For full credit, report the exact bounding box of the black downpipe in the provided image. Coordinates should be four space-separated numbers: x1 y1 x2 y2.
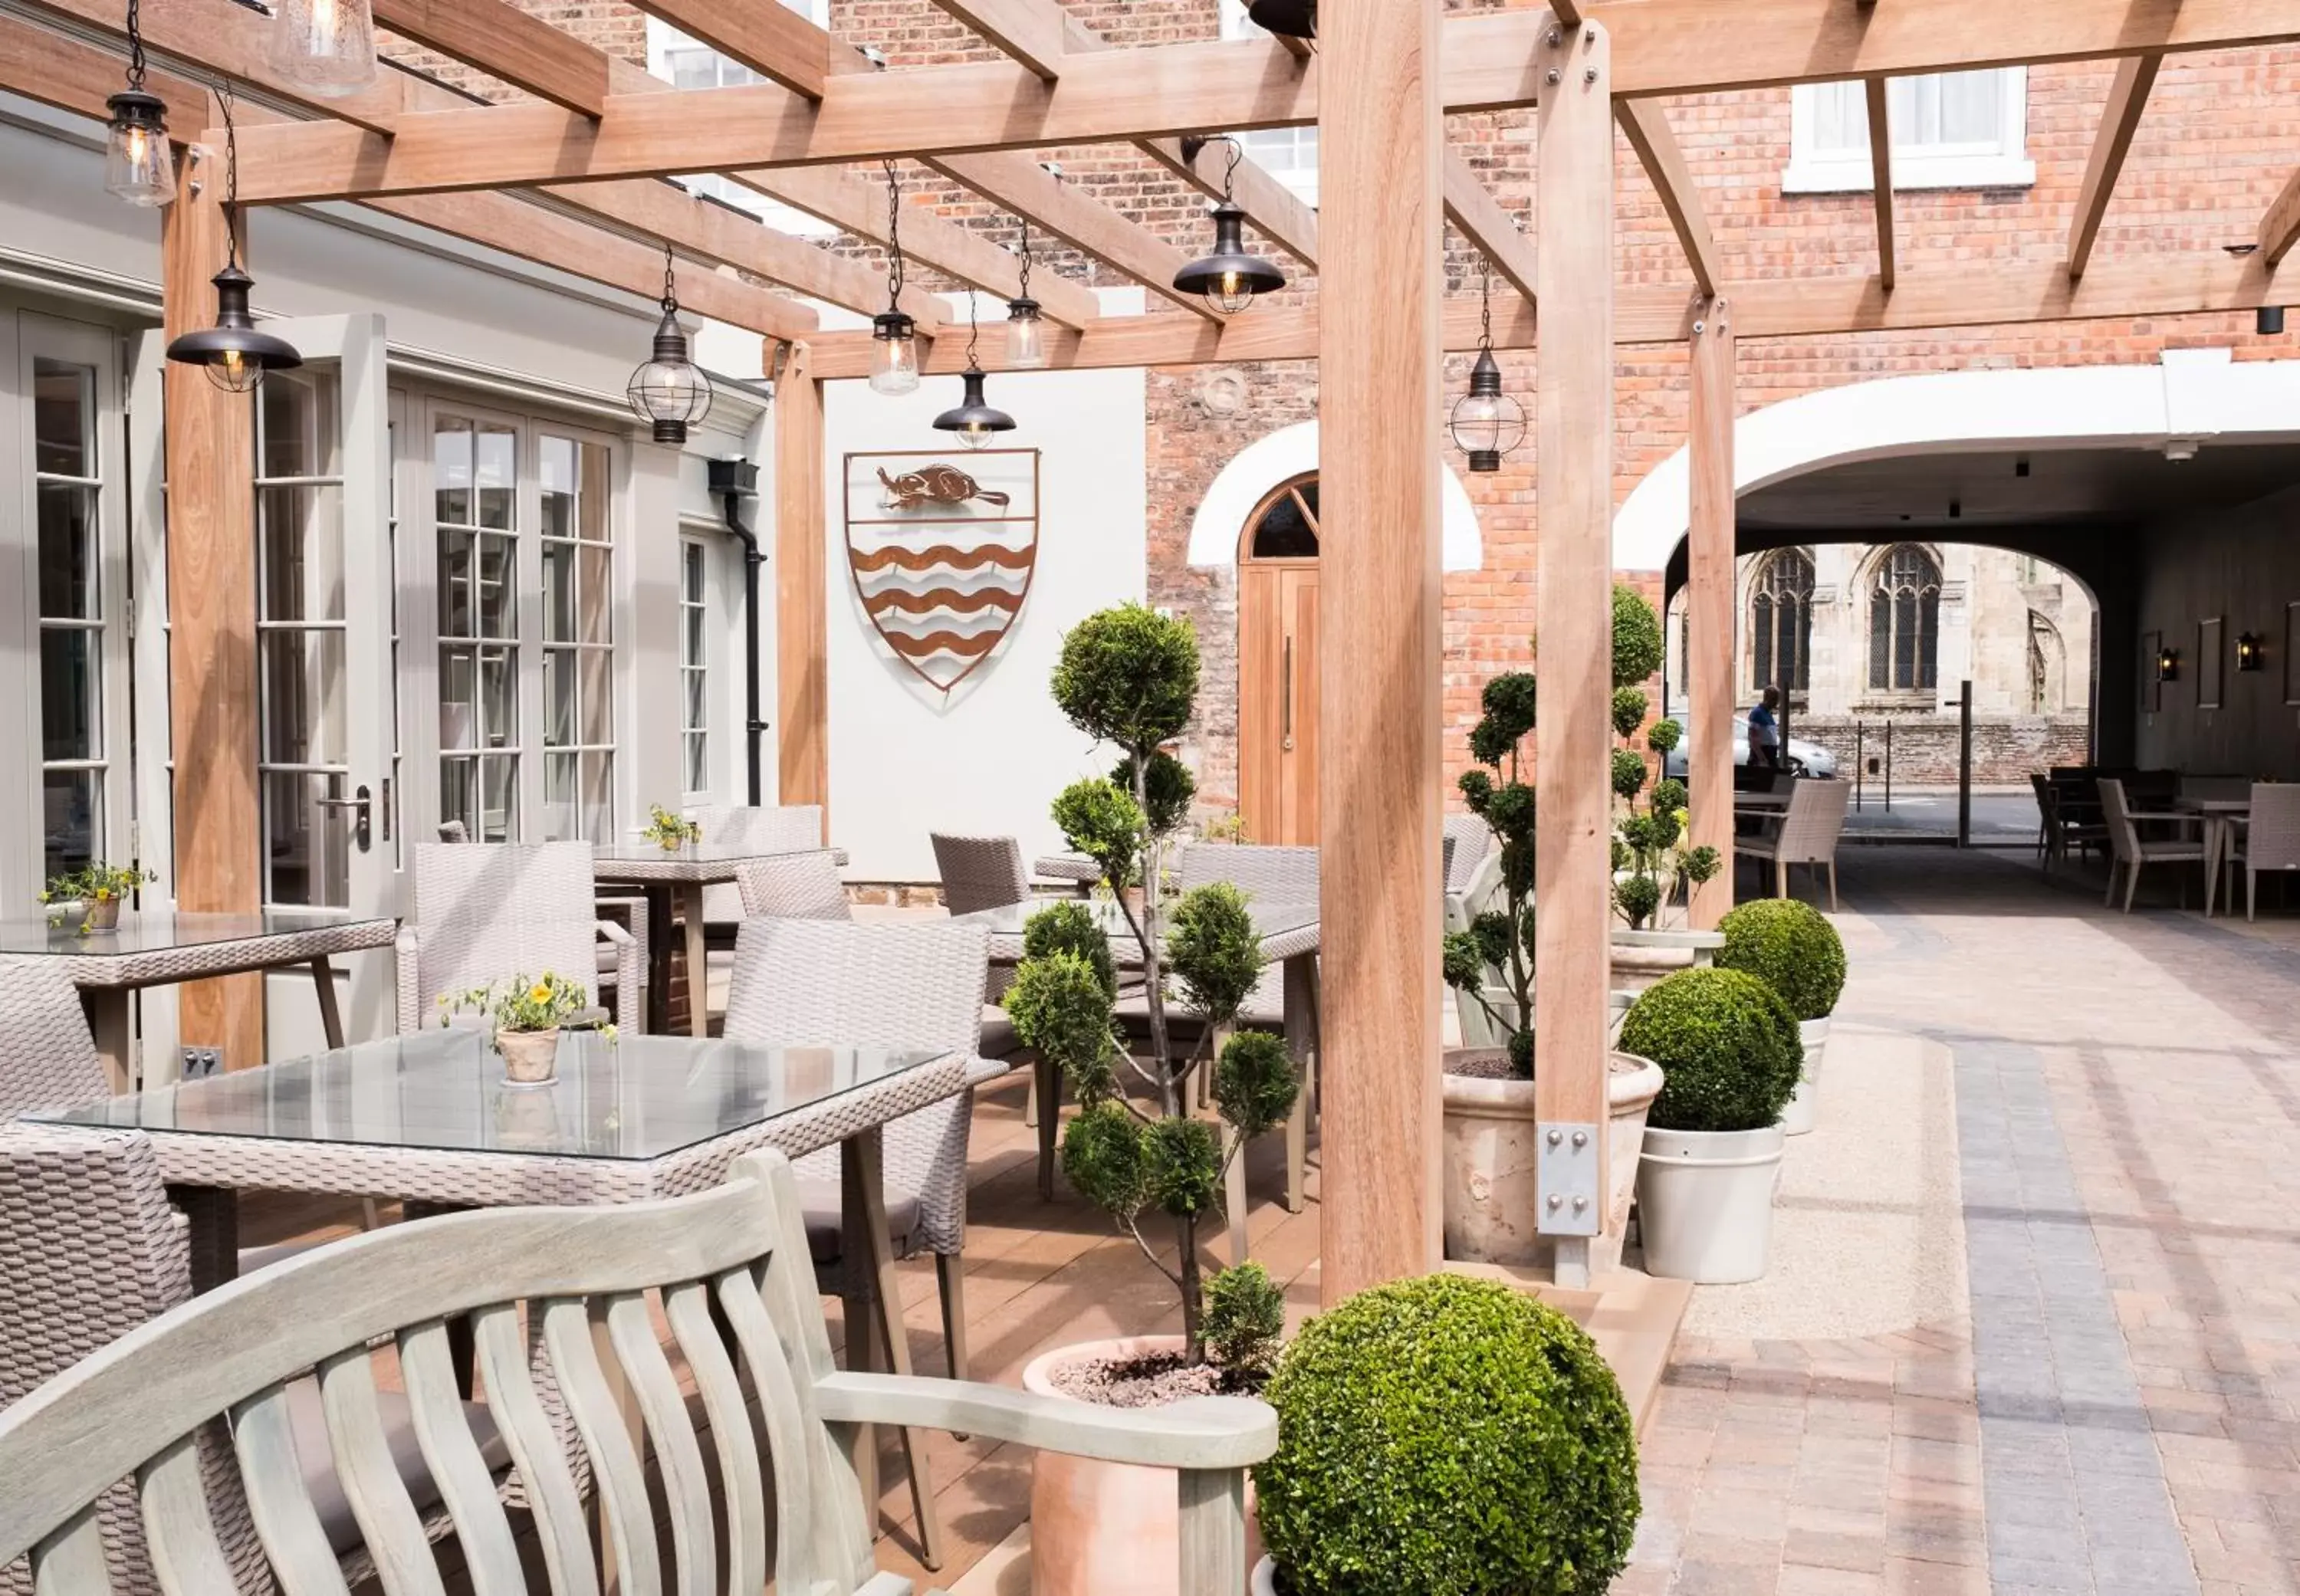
707 456 765 806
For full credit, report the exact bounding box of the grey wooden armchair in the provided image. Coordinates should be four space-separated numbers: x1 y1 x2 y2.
0 1148 1273 1596
394 842 645 1033
721 916 1005 1570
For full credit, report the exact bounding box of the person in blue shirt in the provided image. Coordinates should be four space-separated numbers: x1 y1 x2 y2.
1747 685 1784 770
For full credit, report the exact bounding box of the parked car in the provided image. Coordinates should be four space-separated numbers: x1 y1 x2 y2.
1662 725 1839 781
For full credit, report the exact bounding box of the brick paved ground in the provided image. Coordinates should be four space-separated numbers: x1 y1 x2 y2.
1618 846 2300 1595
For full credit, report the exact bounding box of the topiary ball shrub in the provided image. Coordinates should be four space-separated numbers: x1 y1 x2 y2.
1715 898 1846 1022
1256 1273 1639 1596
1619 967 1802 1134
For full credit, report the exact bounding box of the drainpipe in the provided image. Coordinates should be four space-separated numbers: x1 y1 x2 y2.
708 454 766 806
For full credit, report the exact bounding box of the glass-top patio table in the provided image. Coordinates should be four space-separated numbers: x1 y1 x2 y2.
589 842 847 1036
0 908 397 1092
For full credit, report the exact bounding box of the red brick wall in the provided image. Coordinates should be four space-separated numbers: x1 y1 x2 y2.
381 0 2300 819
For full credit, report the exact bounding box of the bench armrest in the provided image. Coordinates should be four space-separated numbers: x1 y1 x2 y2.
813 1371 1275 1470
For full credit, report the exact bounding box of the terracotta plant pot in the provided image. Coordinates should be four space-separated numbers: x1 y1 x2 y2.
497 1026 562 1085
1781 1016 1831 1137
1025 1335 1255 1596
1441 1049 1665 1272
78 897 121 934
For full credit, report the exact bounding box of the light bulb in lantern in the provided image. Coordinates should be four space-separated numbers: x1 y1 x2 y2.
932 368 1015 452
271 0 378 98
1172 199 1285 317
104 91 176 206
1447 347 1526 474
1005 297 1046 369
870 311 920 395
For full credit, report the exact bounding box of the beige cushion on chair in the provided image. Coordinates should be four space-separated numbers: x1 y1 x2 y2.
796 1178 923 1266
286 1376 510 1555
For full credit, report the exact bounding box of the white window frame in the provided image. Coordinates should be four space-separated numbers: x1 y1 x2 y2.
1783 69 2034 194
642 15 839 237
1215 0 1318 204
678 531 711 804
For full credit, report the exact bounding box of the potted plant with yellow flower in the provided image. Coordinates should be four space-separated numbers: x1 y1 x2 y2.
439 971 596 1085
640 803 702 852
39 861 156 935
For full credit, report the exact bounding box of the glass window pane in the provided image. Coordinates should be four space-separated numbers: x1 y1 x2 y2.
539 434 576 538
580 646 613 746
480 645 518 747
682 540 705 606
475 424 517 529
580 752 613 846
1250 483 1319 559
478 534 516 638
480 756 517 843
259 484 347 622
580 442 612 542
265 772 350 907
37 483 97 619
578 546 613 644
41 629 99 760
1895 592 1917 688
544 648 574 747
42 767 99 881
438 524 472 638
685 731 707 796
544 543 573 642
439 645 476 749
544 751 577 841
684 604 705 668
440 757 476 837
1937 71 1999 145
435 420 473 526
260 630 347 764
684 668 706 733
259 369 342 480
33 360 94 478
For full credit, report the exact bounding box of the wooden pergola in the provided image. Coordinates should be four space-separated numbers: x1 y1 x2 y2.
11 0 2300 1298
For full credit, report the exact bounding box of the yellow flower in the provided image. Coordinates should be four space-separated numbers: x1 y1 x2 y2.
528 982 553 1004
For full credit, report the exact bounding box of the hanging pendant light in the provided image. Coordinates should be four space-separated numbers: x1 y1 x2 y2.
934 292 1015 451
1448 258 1526 473
625 245 715 445
1246 0 1316 41
1005 215 1048 370
104 0 176 206
870 160 922 396
1172 137 1286 315
270 0 377 98
165 85 301 393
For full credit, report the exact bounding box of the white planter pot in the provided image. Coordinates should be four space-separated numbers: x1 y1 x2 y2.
1636 1123 1786 1283
1441 1051 1665 1272
1781 1016 1831 1137
1609 942 1694 993
1251 1555 1277 1596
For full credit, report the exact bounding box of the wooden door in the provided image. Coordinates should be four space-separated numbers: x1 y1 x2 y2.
1240 562 1320 846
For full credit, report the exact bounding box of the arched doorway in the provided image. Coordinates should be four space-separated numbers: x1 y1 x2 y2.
1237 472 1319 845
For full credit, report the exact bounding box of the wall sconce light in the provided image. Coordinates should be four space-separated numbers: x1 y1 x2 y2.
2157 645 2181 683
2236 632 2266 672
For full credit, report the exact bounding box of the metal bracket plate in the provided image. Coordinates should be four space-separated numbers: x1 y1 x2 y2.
1535 1119 1602 1236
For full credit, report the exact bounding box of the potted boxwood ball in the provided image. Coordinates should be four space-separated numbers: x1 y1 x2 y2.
1622 967 1802 1283
1251 1273 1639 1596
1715 898 1847 1137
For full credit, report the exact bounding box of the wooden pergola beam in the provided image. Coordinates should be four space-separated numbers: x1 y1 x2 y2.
1441 156 1536 304
221 1 2300 202
371 0 611 116
1614 99 1721 297
2070 53 2162 278
623 0 856 100
0 8 208 127
932 0 1068 77
1865 78 1895 290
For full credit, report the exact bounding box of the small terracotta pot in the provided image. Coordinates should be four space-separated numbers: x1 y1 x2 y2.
79 897 122 933
497 1027 561 1085
1025 1336 1256 1596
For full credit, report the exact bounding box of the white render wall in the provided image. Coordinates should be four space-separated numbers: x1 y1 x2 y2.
821 294 1148 882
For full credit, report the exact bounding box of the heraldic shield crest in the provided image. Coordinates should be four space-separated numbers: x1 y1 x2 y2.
843 448 1041 693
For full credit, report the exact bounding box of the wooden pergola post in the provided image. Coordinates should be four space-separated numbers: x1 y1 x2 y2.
1532 13 1615 1289
775 346 829 835
1316 0 1444 1303
1687 301 1736 929
163 156 265 1069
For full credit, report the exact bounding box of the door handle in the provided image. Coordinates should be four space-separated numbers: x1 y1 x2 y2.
314 785 373 853
1281 637 1294 752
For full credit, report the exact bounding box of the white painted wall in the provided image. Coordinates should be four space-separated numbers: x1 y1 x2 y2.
823 298 1148 882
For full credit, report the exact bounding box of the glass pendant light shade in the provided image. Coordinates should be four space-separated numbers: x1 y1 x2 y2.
1173 199 1286 315
626 305 715 445
932 369 1015 451
1005 297 1047 369
870 311 921 395
104 90 176 206
166 264 303 393
270 0 377 98
1449 347 1526 473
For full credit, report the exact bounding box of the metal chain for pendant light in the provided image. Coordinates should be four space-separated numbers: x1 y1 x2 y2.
217 80 243 267
966 288 981 367
659 240 678 313
123 0 149 90
1479 255 1493 352
1217 133 1242 202
882 159 905 307
1015 216 1032 300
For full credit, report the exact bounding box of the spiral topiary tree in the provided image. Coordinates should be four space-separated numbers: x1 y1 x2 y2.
1010 603 1298 1368
1255 1273 1641 1596
1608 586 1721 928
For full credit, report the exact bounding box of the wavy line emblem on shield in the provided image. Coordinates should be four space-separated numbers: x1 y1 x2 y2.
843 448 1041 694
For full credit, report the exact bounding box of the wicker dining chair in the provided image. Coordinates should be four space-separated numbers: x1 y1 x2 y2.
695 803 826 925
0 1149 1273 1596
926 831 1028 1099
395 842 645 1033
719 916 1003 1572
2235 783 2300 921
733 850 853 921
0 961 109 1121
1734 779 1852 908
2099 777 2209 912
0 1125 512 1596
1444 813 1495 894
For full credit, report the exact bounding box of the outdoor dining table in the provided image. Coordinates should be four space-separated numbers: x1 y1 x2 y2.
0 908 397 1092
955 895 1319 1256
30 1023 965 1527
590 842 848 1036
2176 794 2252 916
